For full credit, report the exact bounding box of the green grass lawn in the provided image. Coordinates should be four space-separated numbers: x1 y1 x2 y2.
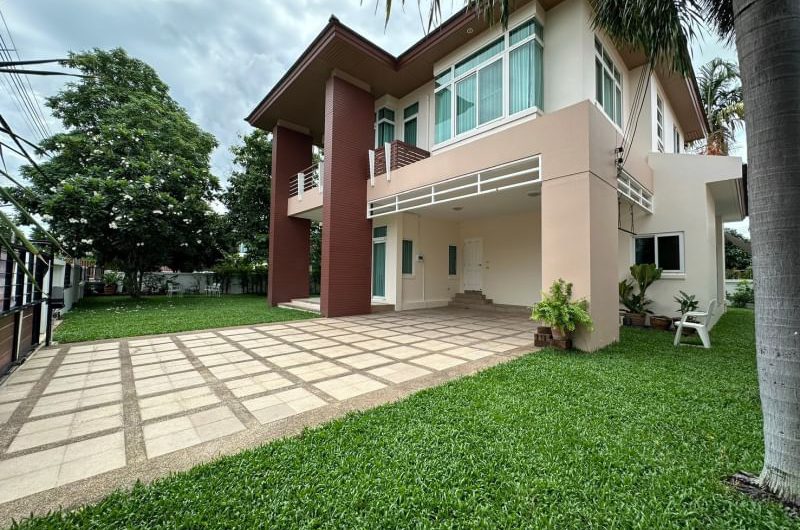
21 309 798 529
53 295 315 343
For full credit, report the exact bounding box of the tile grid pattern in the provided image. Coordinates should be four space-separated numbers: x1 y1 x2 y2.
0 309 535 508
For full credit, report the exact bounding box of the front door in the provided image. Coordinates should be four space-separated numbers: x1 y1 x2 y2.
463 238 483 291
372 241 386 298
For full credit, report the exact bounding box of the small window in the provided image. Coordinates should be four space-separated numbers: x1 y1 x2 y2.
373 226 387 238
634 233 683 273
402 240 413 275
64 263 72 288
594 37 623 127
375 106 395 147
403 103 418 146
656 95 665 152
448 245 457 276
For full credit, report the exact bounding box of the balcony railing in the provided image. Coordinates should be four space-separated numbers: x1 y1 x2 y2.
368 140 430 184
288 162 323 199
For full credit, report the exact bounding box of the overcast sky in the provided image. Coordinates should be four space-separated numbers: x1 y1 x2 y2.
2 0 747 233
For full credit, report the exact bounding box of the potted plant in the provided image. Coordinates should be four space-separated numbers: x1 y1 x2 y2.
531 279 594 349
649 314 673 331
673 290 699 335
103 271 122 295
619 263 662 327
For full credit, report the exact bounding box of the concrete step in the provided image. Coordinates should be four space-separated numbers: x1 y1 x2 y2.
278 301 321 314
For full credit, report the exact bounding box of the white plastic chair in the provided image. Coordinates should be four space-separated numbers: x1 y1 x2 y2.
205 283 221 297
166 283 181 298
674 299 717 349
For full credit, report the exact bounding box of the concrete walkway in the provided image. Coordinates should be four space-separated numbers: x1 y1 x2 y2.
0 308 535 524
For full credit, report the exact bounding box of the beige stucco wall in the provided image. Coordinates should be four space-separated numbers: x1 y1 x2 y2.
287 186 322 217
617 153 742 325
459 210 542 307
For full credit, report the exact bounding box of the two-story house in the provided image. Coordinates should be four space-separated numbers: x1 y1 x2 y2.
246 0 746 351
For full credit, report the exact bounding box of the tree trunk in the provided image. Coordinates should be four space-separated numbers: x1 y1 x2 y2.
733 0 800 503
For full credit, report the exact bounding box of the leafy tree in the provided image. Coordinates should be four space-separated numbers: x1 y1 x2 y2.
222 130 271 262
724 228 751 271
695 58 744 155
387 0 800 504
19 48 221 295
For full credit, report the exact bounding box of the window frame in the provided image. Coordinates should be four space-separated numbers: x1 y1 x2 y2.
594 36 623 129
656 95 665 152
632 232 685 274
401 239 414 277
433 17 543 148
448 245 458 277
375 106 395 148
403 102 419 146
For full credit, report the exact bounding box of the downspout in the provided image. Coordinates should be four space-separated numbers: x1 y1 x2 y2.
44 250 54 346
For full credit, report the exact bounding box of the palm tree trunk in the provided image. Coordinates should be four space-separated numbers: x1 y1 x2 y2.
733 0 800 503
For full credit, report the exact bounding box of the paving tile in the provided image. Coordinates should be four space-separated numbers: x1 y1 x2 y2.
0 432 125 504
133 359 195 380
128 336 174 347
196 351 253 367
138 386 219 421
333 333 372 343
441 346 494 361
292 338 338 350
226 332 265 342
61 349 120 365
20 355 55 369
177 331 217 341
476 341 518 353
312 328 353 338
242 388 326 424
217 328 257 336
178 337 228 348
236 337 283 350
190 343 241 356
143 406 244 458
268 352 321 368
361 329 401 339
338 353 393 369
130 350 186 366
350 338 396 351
378 345 429 360
67 342 120 354
9 403 123 452
6 366 47 384
414 329 451 339
466 331 502 341
312 344 362 359
134 370 207 396
368 362 431 384
413 339 456 352
43 370 121 395
30 383 122 417
313 374 386 401
411 354 467 371
223 372 293 398
384 334 425 345
496 336 536 347
342 325 376 334
0 400 20 422
51 358 120 378
287 361 350 382
263 327 306 337
208 360 270 381
250 344 300 358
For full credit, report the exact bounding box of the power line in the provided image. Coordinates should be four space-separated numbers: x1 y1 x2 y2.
0 8 51 138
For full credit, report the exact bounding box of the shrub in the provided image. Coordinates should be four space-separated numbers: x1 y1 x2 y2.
532 279 594 336
726 280 754 308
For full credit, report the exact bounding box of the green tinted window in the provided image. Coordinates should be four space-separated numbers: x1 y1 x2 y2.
373 226 387 238
448 245 457 275
402 240 413 275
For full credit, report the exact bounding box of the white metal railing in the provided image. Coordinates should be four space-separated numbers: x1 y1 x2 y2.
617 168 653 213
367 155 541 218
289 162 324 200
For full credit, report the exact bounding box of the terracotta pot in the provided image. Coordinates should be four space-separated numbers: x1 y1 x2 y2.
537 326 552 335
551 327 569 340
650 316 672 331
103 284 117 295
626 313 646 327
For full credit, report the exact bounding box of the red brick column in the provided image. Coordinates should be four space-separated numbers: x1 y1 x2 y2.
268 125 312 306
320 76 373 317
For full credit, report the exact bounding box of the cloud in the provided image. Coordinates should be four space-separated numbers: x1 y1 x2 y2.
1 0 457 181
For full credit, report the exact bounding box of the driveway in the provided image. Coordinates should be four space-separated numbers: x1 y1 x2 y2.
0 308 535 523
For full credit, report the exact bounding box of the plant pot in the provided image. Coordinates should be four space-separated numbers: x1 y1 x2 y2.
103 284 117 295
537 326 552 335
650 316 672 331
626 313 646 327
551 327 570 341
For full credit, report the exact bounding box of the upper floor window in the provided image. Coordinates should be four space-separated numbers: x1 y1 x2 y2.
434 17 543 145
656 95 665 152
403 103 418 146
375 107 395 147
673 125 681 153
594 37 622 128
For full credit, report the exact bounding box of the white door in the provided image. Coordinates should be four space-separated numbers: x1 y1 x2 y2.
463 238 483 291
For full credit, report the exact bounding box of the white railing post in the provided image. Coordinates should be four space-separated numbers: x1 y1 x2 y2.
318 163 324 193
297 172 304 200
384 142 392 182
368 150 375 187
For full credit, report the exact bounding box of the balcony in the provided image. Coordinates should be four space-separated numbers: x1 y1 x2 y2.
368 140 430 182
287 162 323 220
